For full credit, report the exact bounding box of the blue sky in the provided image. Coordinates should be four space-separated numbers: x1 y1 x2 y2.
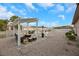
0 3 77 27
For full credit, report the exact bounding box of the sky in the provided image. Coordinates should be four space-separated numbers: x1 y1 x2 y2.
0 3 77 27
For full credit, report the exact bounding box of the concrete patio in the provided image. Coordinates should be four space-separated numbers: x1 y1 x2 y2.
0 29 79 56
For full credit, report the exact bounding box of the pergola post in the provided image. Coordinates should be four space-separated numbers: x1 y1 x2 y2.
17 21 21 47
27 22 29 34
36 21 38 39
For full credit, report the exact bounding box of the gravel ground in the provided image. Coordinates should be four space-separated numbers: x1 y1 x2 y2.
0 29 79 56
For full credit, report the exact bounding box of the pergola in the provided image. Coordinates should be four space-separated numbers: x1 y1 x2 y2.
12 17 38 47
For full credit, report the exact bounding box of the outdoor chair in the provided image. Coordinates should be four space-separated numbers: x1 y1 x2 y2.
21 34 31 43
28 37 37 42
28 32 37 42
15 33 18 42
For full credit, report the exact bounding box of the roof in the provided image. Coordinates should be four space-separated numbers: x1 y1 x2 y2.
13 18 38 25
72 3 79 24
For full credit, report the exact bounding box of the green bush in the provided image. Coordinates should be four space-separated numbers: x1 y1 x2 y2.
28 30 35 34
65 30 76 41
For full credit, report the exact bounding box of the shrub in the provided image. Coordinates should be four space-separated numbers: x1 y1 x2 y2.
65 30 76 41
28 30 35 34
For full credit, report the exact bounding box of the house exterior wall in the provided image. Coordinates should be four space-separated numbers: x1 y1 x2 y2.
74 18 79 36
23 27 42 31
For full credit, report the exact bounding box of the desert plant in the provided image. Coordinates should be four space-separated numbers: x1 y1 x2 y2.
65 30 76 41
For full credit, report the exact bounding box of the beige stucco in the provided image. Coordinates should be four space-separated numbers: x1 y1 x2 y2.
23 27 43 31
72 4 79 37
74 18 79 36
23 27 36 31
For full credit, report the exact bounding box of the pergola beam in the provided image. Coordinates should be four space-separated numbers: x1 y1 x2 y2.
13 18 38 25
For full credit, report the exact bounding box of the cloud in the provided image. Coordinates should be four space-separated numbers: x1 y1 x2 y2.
11 5 27 16
19 10 27 16
51 21 60 27
25 3 35 10
0 6 14 19
0 6 6 12
24 3 38 12
49 4 64 14
56 4 64 12
58 15 65 20
37 3 55 9
11 6 18 11
38 20 60 27
66 4 76 13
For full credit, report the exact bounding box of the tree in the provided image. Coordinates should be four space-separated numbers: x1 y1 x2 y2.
9 15 22 30
10 16 19 22
0 16 19 31
0 19 8 31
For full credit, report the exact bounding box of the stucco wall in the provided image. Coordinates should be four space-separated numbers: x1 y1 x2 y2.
74 18 79 36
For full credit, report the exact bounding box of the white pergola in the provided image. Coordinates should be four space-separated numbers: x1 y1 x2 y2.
12 17 38 47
